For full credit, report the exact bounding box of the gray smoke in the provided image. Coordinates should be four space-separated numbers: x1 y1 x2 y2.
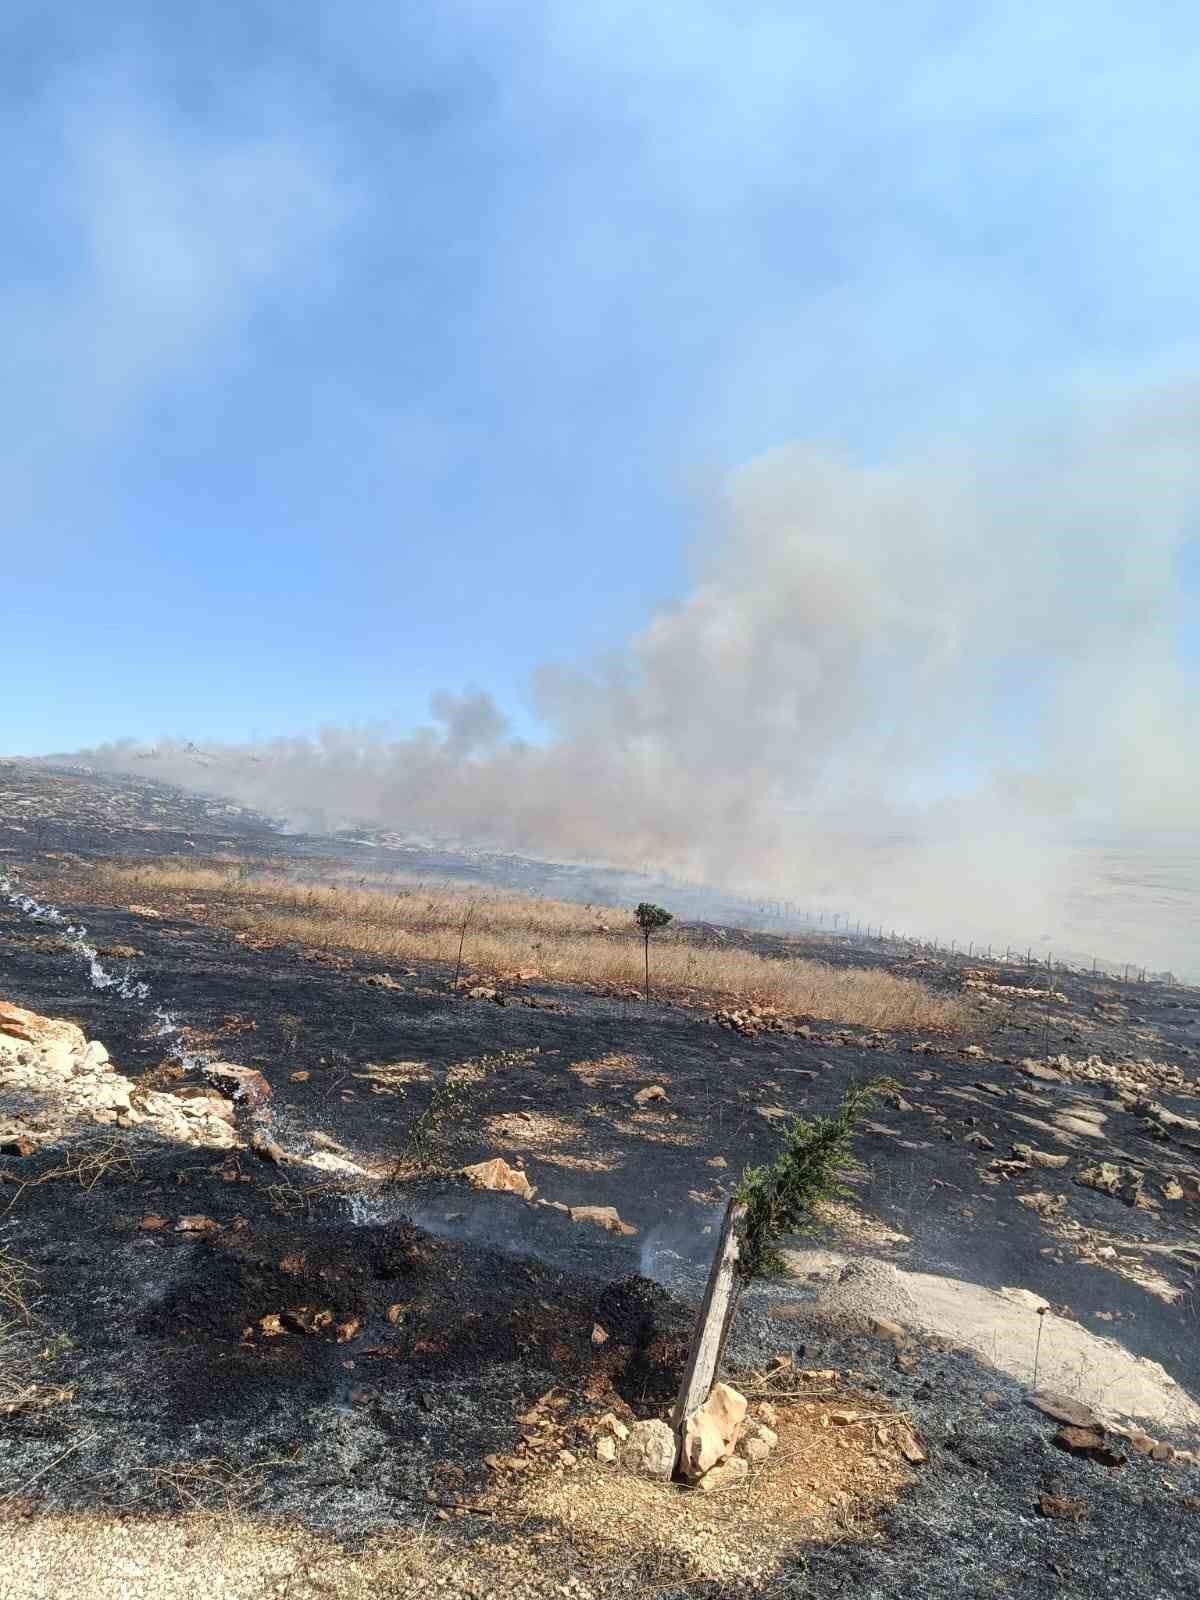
75 385 1200 975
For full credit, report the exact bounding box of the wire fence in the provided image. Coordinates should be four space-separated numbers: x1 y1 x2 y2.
632 864 1185 989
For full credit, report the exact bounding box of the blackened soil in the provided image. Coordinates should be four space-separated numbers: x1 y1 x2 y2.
3 763 1200 1596
6 1135 689 1522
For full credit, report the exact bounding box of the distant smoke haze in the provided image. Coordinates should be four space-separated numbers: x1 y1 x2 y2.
75 388 1200 977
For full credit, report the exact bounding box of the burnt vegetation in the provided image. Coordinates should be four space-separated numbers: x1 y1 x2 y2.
1 761 1199 1597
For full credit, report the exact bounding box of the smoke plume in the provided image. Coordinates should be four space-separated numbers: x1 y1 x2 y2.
76 387 1200 976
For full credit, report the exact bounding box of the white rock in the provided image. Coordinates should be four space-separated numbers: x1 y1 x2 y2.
680 1383 748 1482
739 1422 778 1463
695 1455 749 1493
619 1419 677 1481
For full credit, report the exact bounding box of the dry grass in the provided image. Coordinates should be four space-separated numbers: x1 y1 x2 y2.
0 1247 35 1326
93 862 968 1033
35 1136 139 1193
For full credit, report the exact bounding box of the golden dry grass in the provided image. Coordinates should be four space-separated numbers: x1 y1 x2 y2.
91 861 968 1032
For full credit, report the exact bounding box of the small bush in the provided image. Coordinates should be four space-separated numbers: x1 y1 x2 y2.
735 1079 887 1279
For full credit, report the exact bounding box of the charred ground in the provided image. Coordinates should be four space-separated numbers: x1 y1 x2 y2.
2 760 1200 1598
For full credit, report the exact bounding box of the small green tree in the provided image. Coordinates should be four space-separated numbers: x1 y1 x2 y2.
735 1078 887 1278
634 902 673 1001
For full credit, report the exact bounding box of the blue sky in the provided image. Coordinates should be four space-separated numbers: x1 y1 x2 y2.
3 2 1199 761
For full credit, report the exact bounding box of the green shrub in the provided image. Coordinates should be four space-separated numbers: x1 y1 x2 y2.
735 1079 887 1278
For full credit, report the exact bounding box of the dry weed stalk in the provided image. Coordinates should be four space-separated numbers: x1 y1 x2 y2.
0 1250 36 1326
135 1449 303 1510
35 1136 139 1193
0 1375 76 1420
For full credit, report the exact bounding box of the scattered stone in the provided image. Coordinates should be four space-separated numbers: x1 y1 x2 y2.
1076 1161 1156 1208
139 1214 168 1231
203 1063 272 1110
250 1132 286 1163
569 1204 637 1236
1021 1060 1066 1083
258 1313 285 1337
1019 1191 1068 1219
619 1419 676 1481
739 1422 778 1463
1027 1392 1099 1429
460 1157 537 1201
175 1215 219 1233
961 1044 986 1058
830 1410 859 1426
868 1316 907 1344
1012 1142 1071 1170
290 1070 311 1083
1038 1491 1088 1523
385 1304 405 1325
634 1085 668 1105
706 1155 728 1169
694 1455 749 1493
335 1318 361 1344
1055 1425 1126 1467
591 1323 609 1346
595 1436 617 1463
894 1423 927 1464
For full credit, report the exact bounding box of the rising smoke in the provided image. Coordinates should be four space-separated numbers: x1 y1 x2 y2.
76 390 1200 975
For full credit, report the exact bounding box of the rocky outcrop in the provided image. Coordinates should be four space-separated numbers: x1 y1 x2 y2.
0 1003 236 1149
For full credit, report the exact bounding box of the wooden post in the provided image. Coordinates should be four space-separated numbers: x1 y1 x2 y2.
671 1199 746 1441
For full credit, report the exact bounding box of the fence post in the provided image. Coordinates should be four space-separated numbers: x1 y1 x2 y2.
671 1198 747 1447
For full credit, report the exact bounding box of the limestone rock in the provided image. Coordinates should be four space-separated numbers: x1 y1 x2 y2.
680 1383 747 1482
1076 1161 1155 1208
1027 1391 1099 1429
739 1421 778 1463
569 1204 637 1236
595 1436 617 1463
0 1003 86 1050
619 1419 676 1481
460 1157 537 1200
634 1085 668 1105
203 1063 272 1109
694 1455 749 1493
